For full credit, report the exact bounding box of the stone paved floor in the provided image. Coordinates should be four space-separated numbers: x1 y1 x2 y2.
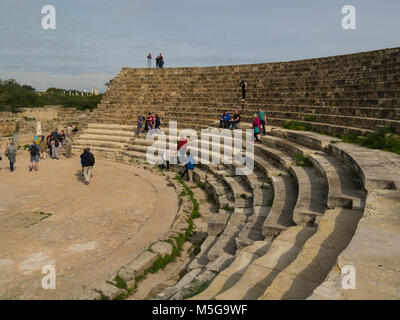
0 151 178 299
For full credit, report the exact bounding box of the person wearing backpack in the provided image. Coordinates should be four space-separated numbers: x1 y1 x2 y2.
51 139 60 160
28 141 40 171
80 148 95 185
5 142 17 172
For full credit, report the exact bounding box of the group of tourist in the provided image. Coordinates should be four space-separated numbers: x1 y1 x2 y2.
219 107 267 143
137 113 162 135
1 130 95 185
147 53 165 68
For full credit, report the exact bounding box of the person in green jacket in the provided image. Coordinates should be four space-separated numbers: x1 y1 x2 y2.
257 108 267 135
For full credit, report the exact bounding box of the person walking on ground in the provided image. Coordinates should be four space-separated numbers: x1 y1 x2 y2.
39 136 47 160
229 109 241 130
257 107 267 135
51 139 61 160
238 79 247 102
80 148 95 185
252 113 262 144
147 53 152 68
181 150 195 182
28 141 40 171
65 136 73 159
156 56 160 68
5 142 17 172
219 111 231 128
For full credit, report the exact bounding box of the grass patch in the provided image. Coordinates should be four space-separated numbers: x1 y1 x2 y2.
341 127 400 155
304 115 317 122
283 120 313 132
283 122 400 156
182 279 212 300
114 275 127 290
293 153 313 167
106 175 203 300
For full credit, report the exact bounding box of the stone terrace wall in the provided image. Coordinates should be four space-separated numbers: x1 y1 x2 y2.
98 47 400 135
0 105 92 138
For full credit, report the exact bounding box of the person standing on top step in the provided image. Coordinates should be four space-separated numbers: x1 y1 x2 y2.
158 54 164 68
80 148 95 185
238 79 247 101
147 53 152 68
257 107 267 135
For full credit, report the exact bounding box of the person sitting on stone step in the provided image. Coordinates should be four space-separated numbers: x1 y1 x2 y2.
219 111 231 128
229 109 241 130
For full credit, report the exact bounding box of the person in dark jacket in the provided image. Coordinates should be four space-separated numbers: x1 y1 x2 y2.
229 109 241 130
80 148 95 185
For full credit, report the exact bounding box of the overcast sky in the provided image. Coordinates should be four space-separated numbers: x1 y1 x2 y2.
0 0 399 92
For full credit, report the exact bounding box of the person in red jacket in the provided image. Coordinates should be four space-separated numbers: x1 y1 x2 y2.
177 136 188 164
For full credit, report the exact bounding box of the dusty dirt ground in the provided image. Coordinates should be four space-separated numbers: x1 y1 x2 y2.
0 151 178 299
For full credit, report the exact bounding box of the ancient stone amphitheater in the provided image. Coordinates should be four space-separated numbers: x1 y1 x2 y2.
69 47 400 300
2 48 399 300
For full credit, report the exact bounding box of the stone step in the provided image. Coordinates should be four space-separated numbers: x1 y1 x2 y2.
259 208 364 300
214 225 316 300
190 241 272 300
77 134 132 143
74 139 127 149
309 153 366 210
262 174 297 238
289 166 327 225
87 123 135 130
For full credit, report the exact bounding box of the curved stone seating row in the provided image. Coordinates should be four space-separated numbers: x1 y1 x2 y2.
74 122 399 299
190 129 379 300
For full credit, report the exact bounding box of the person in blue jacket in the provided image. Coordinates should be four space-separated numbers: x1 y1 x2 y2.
181 150 195 182
219 111 231 129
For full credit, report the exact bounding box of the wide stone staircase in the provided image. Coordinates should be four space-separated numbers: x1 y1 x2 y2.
92 47 400 136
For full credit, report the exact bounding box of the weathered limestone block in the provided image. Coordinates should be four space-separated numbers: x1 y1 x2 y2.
118 251 160 282
151 242 173 256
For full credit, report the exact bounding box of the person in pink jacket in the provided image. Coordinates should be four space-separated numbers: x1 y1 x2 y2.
252 113 261 143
